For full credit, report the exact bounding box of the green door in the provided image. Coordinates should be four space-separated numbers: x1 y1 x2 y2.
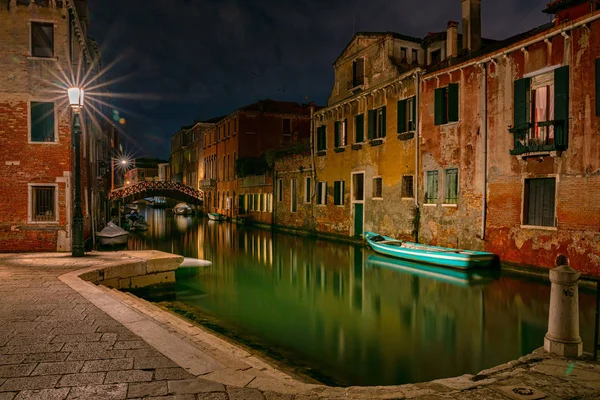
354 203 364 237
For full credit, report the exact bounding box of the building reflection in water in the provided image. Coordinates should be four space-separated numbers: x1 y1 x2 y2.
128 213 597 387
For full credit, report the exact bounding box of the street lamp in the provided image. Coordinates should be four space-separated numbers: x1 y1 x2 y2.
68 87 84 257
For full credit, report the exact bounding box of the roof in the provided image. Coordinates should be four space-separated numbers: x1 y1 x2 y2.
334 31 423 65
200 115 227 124
238 99 315 116
543 0 589 14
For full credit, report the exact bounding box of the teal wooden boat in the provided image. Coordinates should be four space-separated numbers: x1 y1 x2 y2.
364 232 496 269
366 254 499 287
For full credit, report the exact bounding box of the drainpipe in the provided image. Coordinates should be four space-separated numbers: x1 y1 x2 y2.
414 71 421 243
481 62 488 240
310 103 317 232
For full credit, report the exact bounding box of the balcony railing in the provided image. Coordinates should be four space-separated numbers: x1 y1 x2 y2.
509 120 568 156
239 175 267 188
199 178 216 188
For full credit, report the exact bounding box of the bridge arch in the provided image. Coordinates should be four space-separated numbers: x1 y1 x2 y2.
109 181 203 205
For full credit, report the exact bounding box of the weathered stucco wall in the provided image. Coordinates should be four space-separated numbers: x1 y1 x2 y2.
273 154 314 231
485 19 600 274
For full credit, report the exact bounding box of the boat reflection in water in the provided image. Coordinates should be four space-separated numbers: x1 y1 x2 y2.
128 215 598 387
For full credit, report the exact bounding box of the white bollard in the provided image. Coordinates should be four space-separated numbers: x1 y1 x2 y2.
544 264 583 357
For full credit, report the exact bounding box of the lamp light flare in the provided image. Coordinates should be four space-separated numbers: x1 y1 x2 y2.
67 87 84 109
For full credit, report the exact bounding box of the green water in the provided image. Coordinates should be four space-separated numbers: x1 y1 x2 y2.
128 208 597 387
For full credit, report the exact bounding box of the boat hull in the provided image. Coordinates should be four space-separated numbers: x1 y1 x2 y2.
97 233 129 246
364 232 496 269
207 213 226 221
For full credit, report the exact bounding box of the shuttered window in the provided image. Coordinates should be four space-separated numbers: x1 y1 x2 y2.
30 102 55 142
305 177 311 203
554 66 569 150
291 179 297 212
524 178 556 227
372 177 383 198
334 119 347 148
445 168 458 204
353 58 365 87
368 107 386 139
355 114 364 143
426 171 438 204
334 180 345 206
434 84 459 125
317 181 327 205
277 179 283 202
398 96 416 133
317 126 327 151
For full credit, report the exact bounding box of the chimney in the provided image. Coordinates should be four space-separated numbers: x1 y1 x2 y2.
446 21 459 59
462 0 482 53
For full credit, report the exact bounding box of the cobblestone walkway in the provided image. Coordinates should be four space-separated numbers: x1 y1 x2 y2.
0 252 599 400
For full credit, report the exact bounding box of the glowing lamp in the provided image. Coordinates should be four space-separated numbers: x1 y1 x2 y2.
67 87 84 110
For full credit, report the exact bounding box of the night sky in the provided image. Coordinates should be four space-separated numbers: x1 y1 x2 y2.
87 0 553 160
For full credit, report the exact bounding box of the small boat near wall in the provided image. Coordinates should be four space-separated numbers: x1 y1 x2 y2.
364 231 497 269
207 212 227 221
173 203 192 215
96 222 129 246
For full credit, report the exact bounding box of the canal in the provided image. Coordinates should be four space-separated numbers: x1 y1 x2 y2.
126 207 597 387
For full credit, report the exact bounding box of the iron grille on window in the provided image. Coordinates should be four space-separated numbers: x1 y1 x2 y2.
402 176 414 198
32 186 55 221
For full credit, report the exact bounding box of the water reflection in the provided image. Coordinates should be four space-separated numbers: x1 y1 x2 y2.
128 211 597 387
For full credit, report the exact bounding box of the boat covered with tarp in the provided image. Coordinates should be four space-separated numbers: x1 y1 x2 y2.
96 222 129 246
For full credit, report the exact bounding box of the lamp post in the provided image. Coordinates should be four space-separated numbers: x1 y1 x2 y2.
68 87 85 257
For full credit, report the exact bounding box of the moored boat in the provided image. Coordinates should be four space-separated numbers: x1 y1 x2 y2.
173 203 192 215
96 222 129 246
207 212 227 221
364 231 496 269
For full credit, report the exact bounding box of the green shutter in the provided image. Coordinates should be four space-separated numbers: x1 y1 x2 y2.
448 83 459 122
596 59 600 117
334 121 340 147
434 88 444 125
334 181 340 205
355 114 364 142
381 106 387 137
411 96 417 130
397 100 406 133
554 66 569 151
368 110 376 139
341 181 345 205
513 77 531 130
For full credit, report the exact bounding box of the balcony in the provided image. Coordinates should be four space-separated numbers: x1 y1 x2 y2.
509 120 568 156
239 175 267 188
199 178 216 188
346 78 364 94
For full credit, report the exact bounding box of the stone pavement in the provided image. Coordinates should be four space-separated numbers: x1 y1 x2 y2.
0 252 599 400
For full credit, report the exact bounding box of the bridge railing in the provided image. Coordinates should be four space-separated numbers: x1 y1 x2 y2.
109 180 203 202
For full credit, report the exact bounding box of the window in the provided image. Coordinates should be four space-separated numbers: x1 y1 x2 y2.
434 84 459 125
445 168 458 204
511 66 569 155
291 179 297 212
254 194 259 211
368 106 386 140
352 58 365 87
400 47 407 61
397 96 416 133
317 125 327 151
282 118 291 135
31 22 54 58
402 175 414 198
334 119 347 148
426 171 438 204
334 180 345 206
354 114 364 143
524 178 556 227
412 49 419 64
430 49 441 65
305 177 311 203
29 185 57 222
277 179 283 202
233 152 237 179
233 117 237 135
30 101 55 142
372 177 382 199
317 181 327 205
352 173 364 201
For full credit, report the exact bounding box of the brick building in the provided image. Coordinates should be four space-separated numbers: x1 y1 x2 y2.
0 0 107 252
200 100 313 224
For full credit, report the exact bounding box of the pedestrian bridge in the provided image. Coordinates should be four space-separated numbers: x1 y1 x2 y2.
109 181 203 205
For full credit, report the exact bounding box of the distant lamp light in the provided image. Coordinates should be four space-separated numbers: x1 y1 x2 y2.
121 159 128 165
67 87 84 110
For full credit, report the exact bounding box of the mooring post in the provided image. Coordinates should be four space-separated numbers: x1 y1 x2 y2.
544 258 583 358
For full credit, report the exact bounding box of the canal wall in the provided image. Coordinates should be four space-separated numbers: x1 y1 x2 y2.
78 250 183 289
